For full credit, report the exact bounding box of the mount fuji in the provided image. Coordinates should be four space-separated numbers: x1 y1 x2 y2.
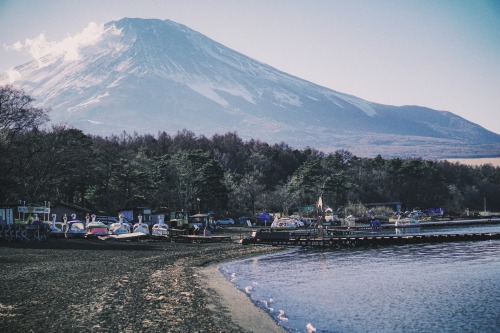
2 18 499 158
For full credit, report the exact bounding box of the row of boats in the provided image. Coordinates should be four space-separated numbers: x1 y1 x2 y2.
49 214 170 238
47 213 419 238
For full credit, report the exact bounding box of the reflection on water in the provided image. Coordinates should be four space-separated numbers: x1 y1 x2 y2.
222 225 500 333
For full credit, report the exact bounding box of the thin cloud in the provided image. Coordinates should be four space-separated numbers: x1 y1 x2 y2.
6 22 108 66
6 69 22 83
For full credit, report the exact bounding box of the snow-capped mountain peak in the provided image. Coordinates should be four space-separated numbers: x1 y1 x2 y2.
2 18 498 158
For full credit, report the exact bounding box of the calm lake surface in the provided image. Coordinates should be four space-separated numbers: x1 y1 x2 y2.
221 225 500 333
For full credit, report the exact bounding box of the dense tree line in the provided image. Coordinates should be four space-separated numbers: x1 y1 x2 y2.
1 85 499 217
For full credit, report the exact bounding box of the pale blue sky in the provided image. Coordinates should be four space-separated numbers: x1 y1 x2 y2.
1 0 499 134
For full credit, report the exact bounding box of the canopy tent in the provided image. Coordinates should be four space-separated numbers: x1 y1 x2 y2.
258 212 271 221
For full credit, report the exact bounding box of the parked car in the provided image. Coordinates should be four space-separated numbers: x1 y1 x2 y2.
216 218 235 225
96 216 132 227
408 211 426 218
95 216 118 225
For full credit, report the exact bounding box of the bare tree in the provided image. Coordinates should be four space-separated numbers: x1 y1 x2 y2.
0 85 49 140
0 85 50 201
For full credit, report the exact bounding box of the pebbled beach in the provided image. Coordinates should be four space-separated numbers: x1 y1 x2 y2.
0 235 285 332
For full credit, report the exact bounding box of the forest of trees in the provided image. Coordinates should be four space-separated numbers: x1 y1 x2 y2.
1 85 499 218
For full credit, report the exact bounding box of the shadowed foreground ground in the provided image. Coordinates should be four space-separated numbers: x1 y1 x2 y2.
0 236 284 332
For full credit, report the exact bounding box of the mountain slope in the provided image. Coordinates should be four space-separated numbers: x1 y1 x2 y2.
2 18 499 158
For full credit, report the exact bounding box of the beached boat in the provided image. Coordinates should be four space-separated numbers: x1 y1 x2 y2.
133 214 150 235
343 215 356 227
86 214 108 237
395 216 420 228
271 217 298 230
108 215 131 235
49 214 67 237
152 215 169 236
323 208 340 226
65 214 87 238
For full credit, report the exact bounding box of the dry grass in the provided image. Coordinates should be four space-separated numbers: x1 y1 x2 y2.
443 157 500 167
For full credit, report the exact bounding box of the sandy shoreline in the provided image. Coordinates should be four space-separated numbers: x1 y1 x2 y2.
0 236 286 332
199 264 287 333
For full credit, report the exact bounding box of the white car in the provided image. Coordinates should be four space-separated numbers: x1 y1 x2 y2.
216 218 235 225
408 211 426 218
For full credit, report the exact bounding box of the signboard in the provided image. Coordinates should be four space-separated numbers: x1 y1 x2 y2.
33 207 50 214
18 206 50 213
298 205 314 212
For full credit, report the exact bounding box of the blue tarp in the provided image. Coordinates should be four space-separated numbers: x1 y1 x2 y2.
258 212 271 221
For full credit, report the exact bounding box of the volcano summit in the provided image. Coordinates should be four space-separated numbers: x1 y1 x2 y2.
2 18 499 158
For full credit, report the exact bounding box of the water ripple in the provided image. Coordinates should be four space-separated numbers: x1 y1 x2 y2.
224 236 500 333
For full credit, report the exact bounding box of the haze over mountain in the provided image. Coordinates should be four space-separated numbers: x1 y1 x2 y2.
2 18 499 158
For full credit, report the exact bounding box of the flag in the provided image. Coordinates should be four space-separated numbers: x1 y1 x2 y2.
317 196 323 211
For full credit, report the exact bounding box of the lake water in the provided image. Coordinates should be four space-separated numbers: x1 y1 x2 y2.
221 225 500 333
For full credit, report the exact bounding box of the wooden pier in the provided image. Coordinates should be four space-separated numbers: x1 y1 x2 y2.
176 235 232 243
147 234 232 243
0 223 49 242
99 232 232 243
415 217 500 227
378 217 500 229
100 232 150 241
242 230 500 248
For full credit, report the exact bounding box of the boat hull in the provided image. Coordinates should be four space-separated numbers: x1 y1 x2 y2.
108 223 131 235
152 227 169 236
86 226 108 237
65 231 86 238
65 221 86 238
395 218 420 228
133 224 150 235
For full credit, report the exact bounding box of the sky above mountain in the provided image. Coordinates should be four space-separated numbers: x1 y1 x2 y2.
1 0 499 135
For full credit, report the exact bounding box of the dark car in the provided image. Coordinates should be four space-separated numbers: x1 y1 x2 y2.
96 216 132 227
